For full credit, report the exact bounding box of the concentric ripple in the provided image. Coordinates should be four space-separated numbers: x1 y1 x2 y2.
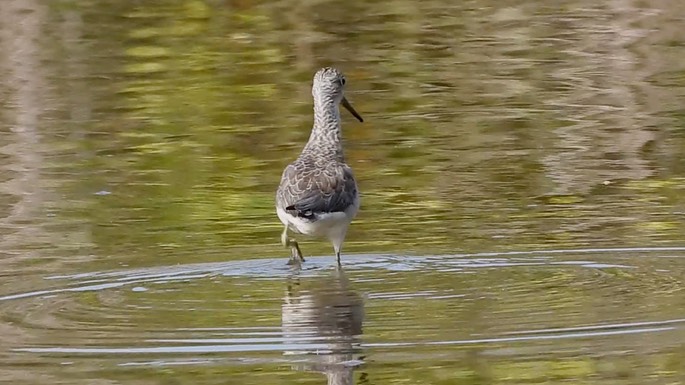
0 247 683 384
6 246 683 303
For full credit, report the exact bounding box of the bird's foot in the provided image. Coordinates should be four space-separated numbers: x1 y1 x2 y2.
286 241 305 265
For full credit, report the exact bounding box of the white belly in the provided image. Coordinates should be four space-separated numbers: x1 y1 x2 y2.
276 197 359 241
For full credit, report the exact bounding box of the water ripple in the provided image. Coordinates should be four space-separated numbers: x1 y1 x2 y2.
14 319 684 355
3 246 669 303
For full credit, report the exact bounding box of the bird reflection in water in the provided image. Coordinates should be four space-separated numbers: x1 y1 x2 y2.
282 269 367 385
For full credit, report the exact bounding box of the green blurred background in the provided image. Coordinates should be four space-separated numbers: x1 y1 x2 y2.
1 0 684 384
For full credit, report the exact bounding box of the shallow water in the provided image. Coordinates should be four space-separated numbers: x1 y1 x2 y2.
2 0 685 384
2 248 685 383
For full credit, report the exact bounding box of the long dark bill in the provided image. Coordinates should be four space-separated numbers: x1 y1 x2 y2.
341 96 364 123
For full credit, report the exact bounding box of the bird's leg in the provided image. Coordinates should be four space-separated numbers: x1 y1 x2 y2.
290 242 305 264
282 226 305 264
333 243 343 268
331 231 346 269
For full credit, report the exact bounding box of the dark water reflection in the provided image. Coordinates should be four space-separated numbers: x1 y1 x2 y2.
1 0 685 383
283 271 365 385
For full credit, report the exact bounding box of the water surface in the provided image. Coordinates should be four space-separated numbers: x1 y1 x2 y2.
1 0 685 383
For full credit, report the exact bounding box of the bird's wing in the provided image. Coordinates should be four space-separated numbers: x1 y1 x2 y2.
277 160 357 219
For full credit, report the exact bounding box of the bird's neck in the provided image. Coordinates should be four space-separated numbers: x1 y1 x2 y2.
303 95 344 161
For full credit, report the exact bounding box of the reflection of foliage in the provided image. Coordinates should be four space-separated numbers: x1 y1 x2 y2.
4 0 685 383
63 257 683 384
38 0 685 269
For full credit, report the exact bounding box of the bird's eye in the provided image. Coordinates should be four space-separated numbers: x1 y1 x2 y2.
339 77 346 86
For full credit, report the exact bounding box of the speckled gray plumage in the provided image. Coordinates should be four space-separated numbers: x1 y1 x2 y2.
277 158 358 219
276 68 360 220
